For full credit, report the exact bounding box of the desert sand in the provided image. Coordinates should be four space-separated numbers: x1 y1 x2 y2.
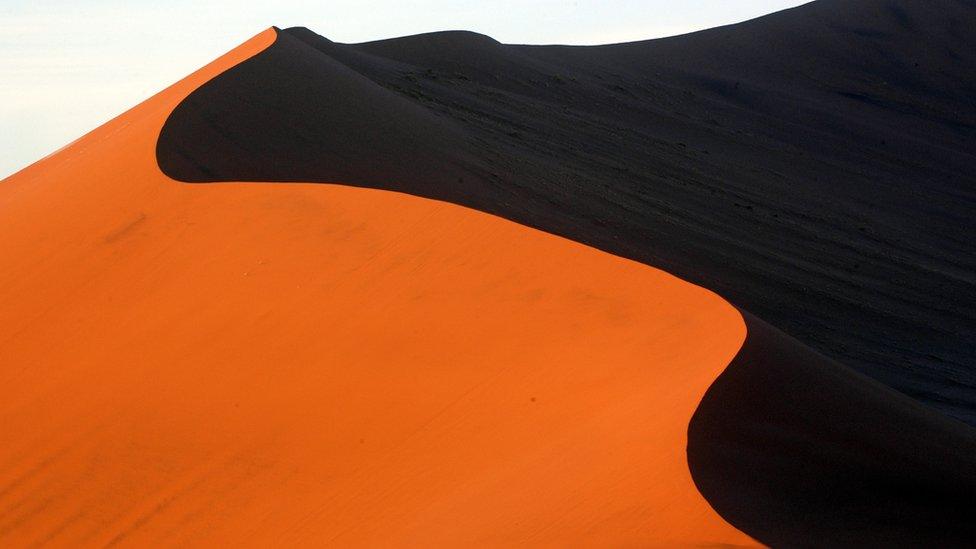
3 0 976 546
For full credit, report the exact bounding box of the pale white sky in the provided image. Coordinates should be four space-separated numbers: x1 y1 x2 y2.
0 0 808 179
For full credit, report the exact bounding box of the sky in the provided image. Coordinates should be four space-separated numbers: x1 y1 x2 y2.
0 0 808 179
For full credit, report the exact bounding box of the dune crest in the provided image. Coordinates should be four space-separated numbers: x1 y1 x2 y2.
0 28 756 547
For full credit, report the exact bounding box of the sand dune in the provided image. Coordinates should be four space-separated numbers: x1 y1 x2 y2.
1 29 755 547
2 0 976 546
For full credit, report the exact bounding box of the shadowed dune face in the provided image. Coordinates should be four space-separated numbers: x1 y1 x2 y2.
688 313 976 547
160 0 976 426
0 29 756 547
152 7 976 545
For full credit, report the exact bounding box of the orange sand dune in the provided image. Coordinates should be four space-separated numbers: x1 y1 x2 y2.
0 29 752 546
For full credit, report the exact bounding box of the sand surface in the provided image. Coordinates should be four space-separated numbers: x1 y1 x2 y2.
4 1 976 545
0 29 755 547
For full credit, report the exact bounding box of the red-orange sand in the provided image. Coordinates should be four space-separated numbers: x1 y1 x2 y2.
0 29 754 546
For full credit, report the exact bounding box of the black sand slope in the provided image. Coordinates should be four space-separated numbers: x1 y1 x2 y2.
688 313 976 547
158 0 976 426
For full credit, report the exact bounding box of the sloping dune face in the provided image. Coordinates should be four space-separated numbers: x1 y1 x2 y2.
156 9 976 545
0 29 754 546
162 0 976 426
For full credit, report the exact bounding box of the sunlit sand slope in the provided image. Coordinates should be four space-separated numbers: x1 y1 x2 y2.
0 30 753 546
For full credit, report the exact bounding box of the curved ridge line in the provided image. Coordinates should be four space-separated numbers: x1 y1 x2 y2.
139 26 751 544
